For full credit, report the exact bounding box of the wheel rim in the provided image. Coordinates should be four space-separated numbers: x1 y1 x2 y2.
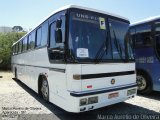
41 79 49 100
136 75 147 91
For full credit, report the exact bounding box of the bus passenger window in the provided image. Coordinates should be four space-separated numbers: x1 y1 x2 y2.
16 44 19 54
12 46 15 55
41 22 48 46
31 31 36 49
18 41 22 53
36 27 42 47
28 34 32 50
130 28 136 45
28 31 36 50
135 25 152 47
23 37 28 52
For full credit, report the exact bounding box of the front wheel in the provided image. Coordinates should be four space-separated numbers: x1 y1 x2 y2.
136 73 152 94
41 77 49 101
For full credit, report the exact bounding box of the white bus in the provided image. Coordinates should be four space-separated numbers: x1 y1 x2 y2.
12 5 137 113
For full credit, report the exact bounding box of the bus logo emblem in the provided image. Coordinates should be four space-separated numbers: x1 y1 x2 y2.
111 79 115 85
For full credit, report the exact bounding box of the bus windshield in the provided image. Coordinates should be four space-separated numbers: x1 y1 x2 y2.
68 10 134 63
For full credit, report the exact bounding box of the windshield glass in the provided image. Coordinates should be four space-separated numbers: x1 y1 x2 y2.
68 10 134 63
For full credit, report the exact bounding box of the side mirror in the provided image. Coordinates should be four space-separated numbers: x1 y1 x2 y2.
55 29 62 43
56 19 62 29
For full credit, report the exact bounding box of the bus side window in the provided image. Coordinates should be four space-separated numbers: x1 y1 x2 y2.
28 34 32 50
49 22 56 49
18 41 22 53
41 22 48 46
14 45 16 54
130 28 136 48
49 22 56 61
135 25 152 47
13 46 15 55
16 43 19 54
36 27 42 47
22 37 28 52
31 31 36 49
35 22 48 48
155 24 160 58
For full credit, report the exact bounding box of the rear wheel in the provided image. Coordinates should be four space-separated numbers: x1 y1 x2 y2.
136 72 152 94
41 77 49 101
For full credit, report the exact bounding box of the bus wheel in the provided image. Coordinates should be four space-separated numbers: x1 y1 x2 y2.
136 73 152 94
41 77 49 101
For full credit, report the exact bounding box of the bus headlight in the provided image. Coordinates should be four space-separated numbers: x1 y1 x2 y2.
127 88 136 96
80 96 98 106
80 98 87 106
88 96 98 104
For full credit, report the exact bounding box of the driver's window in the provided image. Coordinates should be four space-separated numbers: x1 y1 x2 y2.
49 18 64 62
50 22 56 48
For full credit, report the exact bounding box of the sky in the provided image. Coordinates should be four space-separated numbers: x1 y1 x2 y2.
0 0 160 30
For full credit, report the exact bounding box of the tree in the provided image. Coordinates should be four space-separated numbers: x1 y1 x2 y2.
0 32 26 70
12 26 23 32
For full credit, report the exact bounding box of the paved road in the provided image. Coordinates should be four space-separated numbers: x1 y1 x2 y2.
0 71 160 120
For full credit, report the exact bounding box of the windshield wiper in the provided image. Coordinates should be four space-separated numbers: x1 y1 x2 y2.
113 30 124 61
94 32 109 63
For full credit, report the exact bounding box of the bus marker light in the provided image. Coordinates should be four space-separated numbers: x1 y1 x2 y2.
73 74 81 80
80 98 87 106
127 88 136 96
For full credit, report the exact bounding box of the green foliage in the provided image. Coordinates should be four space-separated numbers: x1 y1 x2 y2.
0 32 26 70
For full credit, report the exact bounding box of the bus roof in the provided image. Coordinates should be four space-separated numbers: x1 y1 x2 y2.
131 15 160 27
13 5 129 46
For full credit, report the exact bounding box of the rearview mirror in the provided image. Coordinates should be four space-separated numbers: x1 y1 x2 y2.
55 29 62 43
56 19 62 29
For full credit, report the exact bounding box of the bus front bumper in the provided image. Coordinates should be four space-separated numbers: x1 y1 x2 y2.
67 84 137 113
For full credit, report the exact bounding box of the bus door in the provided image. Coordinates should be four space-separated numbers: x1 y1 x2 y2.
47 15 67 97
153 22 160 91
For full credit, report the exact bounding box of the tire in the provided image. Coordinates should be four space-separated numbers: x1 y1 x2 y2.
136 72 152 94
41 77 49 101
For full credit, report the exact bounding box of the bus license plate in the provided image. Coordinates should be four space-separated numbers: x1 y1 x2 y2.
108 92 119 99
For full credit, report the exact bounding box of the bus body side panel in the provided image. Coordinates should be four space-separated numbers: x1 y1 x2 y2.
151 59 160 91
47 64 82 112
135 47 158 90
12 48 54 93
66 64 82 91
47 64 67 107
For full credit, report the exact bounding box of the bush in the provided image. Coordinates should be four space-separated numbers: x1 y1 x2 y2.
0 32 26 70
